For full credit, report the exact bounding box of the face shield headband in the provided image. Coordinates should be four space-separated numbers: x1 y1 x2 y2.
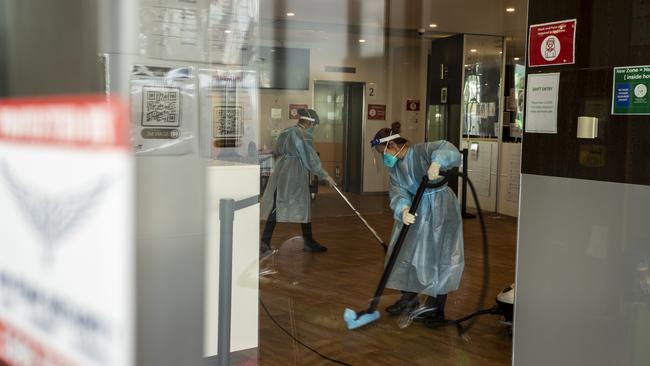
370 133 401 149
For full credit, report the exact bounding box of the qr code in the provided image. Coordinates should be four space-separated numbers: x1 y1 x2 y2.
213 106 242 138
141 86 181 127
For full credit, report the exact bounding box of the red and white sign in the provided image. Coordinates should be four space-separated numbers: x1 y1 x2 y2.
406 99 420 111
0 95 134 366
289 104 308 119
528 19 577 67
367 104 386 120
0 95 129 149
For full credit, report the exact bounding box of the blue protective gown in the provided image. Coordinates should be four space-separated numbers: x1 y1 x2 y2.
385 141 464 297
260 125 329 223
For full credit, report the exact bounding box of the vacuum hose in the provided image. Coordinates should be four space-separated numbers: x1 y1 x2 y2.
441 170 489 337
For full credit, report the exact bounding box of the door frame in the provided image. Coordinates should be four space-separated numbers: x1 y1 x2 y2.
312 80 366 193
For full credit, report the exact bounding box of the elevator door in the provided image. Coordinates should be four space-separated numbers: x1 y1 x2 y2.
313 81 364 193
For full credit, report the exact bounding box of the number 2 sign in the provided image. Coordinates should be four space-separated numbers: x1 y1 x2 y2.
367 82 377 101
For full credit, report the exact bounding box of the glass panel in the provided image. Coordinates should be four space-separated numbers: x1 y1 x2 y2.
313 82 346 186
427 104 447 141
462 35 504 139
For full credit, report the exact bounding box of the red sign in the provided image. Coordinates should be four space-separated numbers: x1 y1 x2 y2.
0 320 74 366
289 104 308 119
528 19 577 67
367 104 386 120
0 95 129 150
406 99 420 111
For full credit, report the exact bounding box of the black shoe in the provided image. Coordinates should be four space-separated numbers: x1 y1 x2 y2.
303 240 327 252
423 312 448 328
385 296 418 316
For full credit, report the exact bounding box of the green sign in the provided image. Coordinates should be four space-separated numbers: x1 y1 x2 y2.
612 65 650 115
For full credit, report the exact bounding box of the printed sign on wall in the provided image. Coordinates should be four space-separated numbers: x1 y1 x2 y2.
612 65 650 115
367 104 386 120
0 96 134 366
289 104 308 119
525 73 560 133
406 99 420 111
529 19 577 67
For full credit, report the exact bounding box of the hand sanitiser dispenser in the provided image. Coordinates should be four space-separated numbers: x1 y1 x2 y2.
577 116 598 139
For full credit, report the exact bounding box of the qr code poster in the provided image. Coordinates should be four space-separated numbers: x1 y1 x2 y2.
141 86 182 127
213 106 243 139
130 65 196 156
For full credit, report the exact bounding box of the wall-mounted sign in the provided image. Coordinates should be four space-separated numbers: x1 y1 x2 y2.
612 65 650 115
367 82 377 101
441 87 448 104
0 96 134 366
289 104 308 119
367 104 386 120
529 19 577 67
525 73 560 133
131 65 196 156
271 108 282 119
406 99 420 111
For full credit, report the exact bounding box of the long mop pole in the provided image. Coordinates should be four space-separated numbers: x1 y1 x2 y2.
331 184 387 251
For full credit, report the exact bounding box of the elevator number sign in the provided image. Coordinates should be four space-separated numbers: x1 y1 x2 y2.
612 66 650 115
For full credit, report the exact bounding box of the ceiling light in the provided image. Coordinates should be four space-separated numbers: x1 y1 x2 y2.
224 29 232 34
286 12 295 17
429 23 437 28
359 39 366 43
470 49 478 53
514 57 520 61
506 7 515 12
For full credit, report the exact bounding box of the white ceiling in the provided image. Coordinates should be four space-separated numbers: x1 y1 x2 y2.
259 0 528 59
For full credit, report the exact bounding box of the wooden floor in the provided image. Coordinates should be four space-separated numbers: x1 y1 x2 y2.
258 187 517 366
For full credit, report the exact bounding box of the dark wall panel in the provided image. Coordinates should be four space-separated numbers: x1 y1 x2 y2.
524 0 650 186
428 34 464 147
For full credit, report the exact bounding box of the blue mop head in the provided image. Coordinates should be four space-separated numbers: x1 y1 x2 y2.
344 308 380 330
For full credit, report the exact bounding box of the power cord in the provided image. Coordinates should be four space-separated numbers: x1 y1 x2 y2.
259 298 352 366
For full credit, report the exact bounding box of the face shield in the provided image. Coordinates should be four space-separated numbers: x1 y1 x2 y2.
297 109 320 144
369 131 402 171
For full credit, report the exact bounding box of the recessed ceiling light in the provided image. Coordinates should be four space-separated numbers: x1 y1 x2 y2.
224 29 232 34
470 49 478 53
429 23 437 28
286 12 295 17
359 39 366 43
514 57 520 61
506 7 515 12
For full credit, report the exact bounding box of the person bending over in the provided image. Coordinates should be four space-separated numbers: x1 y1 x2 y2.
370 127 464 322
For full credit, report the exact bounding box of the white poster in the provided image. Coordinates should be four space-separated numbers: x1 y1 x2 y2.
130 65 196 155
199 67 259 160
0 96 134 366
139 0 209 62
525 73 560 133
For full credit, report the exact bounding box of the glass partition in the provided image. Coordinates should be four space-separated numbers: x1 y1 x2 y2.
462 35 505 139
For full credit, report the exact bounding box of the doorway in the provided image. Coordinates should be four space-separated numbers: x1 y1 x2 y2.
313 81 364 193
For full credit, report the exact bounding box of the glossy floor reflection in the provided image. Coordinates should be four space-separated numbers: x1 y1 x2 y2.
259 187 516 365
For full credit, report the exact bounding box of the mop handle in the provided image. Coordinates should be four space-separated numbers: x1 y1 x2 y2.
332 184 386 247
